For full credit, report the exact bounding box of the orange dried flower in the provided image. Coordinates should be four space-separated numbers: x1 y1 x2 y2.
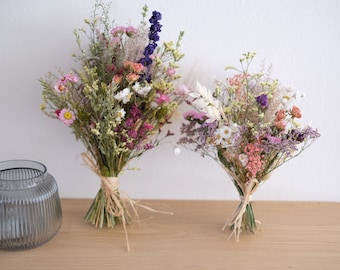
126 73 140 82
275 109 285 121
291 106 302 118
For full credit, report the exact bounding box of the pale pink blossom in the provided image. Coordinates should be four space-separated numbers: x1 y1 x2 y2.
166 68 176 76
64 74 78 82
156 94 170 104
125 26 137 37
58 108 76 125
54 82 68 93
111 26 126 36
174 84 190 96
183 111 206 121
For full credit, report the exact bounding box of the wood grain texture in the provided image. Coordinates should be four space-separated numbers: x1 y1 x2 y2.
1 199 340 270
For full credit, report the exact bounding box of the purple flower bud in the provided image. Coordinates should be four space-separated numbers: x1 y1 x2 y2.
138 10 162 77
144 43 157 56
256 94 269 109
149 11 162 23
150 22 162 32
148 32 160 42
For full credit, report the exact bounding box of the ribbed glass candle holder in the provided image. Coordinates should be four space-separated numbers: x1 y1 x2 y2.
0 160 62 250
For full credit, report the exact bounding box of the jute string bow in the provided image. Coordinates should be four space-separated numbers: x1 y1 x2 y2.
82 152 173 251
222 178 260 242
82 152 131 250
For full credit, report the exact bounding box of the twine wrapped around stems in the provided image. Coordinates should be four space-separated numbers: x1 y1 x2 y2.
222 178 260 242
82 153 132 250
82 152 173 251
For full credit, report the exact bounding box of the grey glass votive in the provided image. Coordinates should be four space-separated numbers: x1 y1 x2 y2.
0 160 62 250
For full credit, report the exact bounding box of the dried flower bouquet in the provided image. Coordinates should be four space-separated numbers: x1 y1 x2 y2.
179 52 320 241
40 1 185 250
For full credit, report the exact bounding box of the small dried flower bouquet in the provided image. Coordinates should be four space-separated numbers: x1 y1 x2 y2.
179 52 320 241
40 1 185 250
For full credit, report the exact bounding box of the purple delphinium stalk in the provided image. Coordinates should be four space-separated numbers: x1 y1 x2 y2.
139 11 162 82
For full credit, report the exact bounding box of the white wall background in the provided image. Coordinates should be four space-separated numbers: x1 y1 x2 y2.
1 0 339 201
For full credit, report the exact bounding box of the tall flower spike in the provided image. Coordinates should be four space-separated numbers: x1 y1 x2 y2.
139 10 162 81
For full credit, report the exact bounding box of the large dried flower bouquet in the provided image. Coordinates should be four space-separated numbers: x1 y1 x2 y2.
40 1 185 250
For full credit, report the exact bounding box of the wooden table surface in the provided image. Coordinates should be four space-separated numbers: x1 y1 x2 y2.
1 199 340 270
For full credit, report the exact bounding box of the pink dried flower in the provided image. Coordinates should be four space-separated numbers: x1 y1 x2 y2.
227 73 247 87
111 26 126 36
106 64 116 72
54 82 68 93
128 129 138 138
174 84 190 96
54 74 78 93
125 118 134 127
58 108 76 125
266 135 282 144
144 143 154 150
143 123 154 131
64 74 78 82
166 68 176 76
183 111 206 121
227 73 249 101
111 36 121 43
244 143 263 179
125 26 137 37
156 93 170 105
130 104 142 120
